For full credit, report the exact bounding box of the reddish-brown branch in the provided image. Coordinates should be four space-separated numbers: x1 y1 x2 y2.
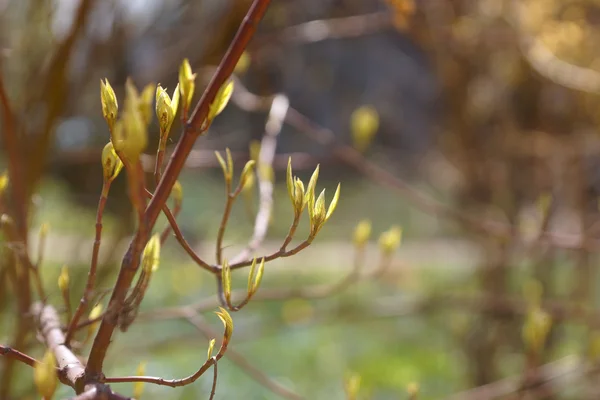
145 189 215 272
65 184 109 345
160 203 180 244
86 0 272 376
0 344 41 368
105 357 217 388
216 192 235 264
229 239 312 270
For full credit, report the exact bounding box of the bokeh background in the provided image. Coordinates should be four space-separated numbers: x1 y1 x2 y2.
3 0 600 398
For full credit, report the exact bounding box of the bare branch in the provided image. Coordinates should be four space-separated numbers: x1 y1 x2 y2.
0 344 41 368
66 182 110 345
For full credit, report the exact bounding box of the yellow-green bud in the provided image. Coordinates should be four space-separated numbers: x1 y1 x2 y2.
353 220 372 247
34 350 57 399
100 78 118 130
101 141 123 183
350 105 379 152
179 58 197 113
378 226 402 254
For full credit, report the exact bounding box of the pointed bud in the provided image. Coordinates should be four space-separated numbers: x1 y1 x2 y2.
208 80 234 122
242 171 255 193
215 151 232 183
286 157 294 204
0 171 8 194
142 234 161 273
34 350 57 399
238 160 256 192
179 58 196 112
344 373 361 400
58 265 69 293
133 361 146 399
353 220 372 247
156 84 179 136
100 78 118 130
215 307 234 342
207 338 216 360
139 83 156 127
222 259 232 304
101 142 123 183
247 258 265 295
378 226 402 255
113 80 148 162
293 178 305 213
170 181 183 208
305 165 320 218
234 51 251 75
253 258 265 294
249 140 261 162
325 183 341 221
87 303 104 338
350 105 379 152
522 307 552 355
314 189 327 221
407 382 420 399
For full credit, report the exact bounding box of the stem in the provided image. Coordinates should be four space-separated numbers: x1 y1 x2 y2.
62 287 73 323
280 213 301 251
65 183 109 345
0 344 42 368
229 239 312 271
160 203 180 244
209 361 218 400
86 0 272 376
154 138 166 185
216 192 234 264
145 189 214 272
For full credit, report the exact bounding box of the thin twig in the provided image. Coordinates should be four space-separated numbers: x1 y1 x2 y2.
216 191 234 265
105 321 227 389
0 344 41 368
209 359 218 400
145 189 215 272
65 182 110 345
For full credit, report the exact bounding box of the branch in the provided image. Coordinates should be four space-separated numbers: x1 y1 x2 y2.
86 0 273 376
105 312 229 389
66 183 110 345
0 344 41 368
31 302 86 390
146 189 215 273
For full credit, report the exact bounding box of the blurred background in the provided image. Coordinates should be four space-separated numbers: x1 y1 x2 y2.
3 0 600 398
